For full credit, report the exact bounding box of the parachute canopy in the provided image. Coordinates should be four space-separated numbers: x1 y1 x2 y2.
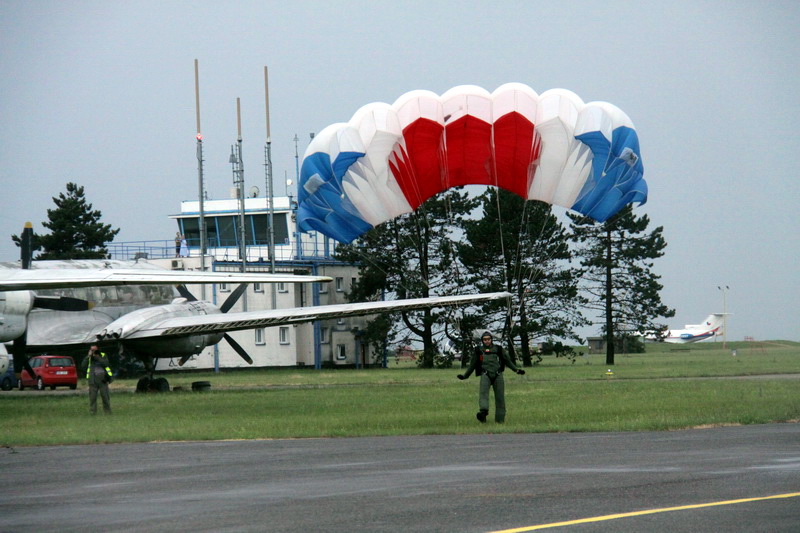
298 83 646 244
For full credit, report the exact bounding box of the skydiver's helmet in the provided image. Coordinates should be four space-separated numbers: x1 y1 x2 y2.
481 331 492 342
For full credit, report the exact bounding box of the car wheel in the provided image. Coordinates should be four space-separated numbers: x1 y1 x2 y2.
1 377 10 391
36 377 45 391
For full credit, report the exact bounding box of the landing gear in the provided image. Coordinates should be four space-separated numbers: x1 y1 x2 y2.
136 376 150 392
135 376 170 393
132 352 170 393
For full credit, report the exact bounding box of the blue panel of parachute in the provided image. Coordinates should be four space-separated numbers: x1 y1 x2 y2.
570 126 647 222
298 151 374 243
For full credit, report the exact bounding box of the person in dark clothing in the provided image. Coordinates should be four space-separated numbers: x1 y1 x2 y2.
457 331 524 423
86 345 113 415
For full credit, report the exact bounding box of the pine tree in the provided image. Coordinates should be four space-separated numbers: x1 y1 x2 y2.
569 205 675 365
335 189 478 368
456 188 588 366
13 183 120 260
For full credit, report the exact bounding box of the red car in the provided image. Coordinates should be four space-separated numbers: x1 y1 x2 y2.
18 355 78 391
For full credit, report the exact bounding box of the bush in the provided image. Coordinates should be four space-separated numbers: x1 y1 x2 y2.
541 341 580 363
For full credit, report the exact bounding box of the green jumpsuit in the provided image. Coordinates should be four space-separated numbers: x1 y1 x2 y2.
459 341 523 423
86 350 113 415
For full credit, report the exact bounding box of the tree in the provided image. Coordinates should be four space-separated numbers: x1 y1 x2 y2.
335 189 478 368
456 188 588 366
13 182 120 259
569 205 675 365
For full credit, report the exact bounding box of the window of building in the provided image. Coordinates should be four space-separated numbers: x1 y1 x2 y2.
252 214 289 245
179 218 199 248
279 327 290 345
335 277 344 292
277 282 287 293
216 216 237 247
205 217 219 247
255 328 265 345
336 344 346 360
320 327 329 344
318 281 328 294
219 282 230 293
254 282 263 293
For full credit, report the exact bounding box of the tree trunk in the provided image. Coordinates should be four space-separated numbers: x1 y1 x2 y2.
605 226 615 366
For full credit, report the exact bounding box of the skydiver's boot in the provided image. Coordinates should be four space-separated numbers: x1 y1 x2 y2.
476 409 488 423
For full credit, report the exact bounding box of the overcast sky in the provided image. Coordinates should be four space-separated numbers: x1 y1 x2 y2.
1 1 798 342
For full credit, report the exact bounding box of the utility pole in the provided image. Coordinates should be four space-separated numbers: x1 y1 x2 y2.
718 285 730 348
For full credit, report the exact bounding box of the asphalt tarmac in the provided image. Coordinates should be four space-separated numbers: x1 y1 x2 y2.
2 423 798 532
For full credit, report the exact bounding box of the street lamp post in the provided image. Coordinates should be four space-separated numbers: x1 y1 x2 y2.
717 285 729 348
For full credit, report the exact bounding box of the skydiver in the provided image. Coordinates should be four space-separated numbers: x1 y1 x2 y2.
457 331 524 423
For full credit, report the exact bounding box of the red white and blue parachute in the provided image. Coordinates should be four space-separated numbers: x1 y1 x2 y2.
298 83 646 244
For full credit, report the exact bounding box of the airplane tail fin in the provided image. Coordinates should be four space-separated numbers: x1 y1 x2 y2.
698 313 729 335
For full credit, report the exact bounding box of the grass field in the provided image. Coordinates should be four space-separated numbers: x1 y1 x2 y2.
1 340 798 447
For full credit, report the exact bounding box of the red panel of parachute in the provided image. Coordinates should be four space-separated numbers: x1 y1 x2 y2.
492 111 540 198
389 112 540 207
389 118 444 210
443 114 493 189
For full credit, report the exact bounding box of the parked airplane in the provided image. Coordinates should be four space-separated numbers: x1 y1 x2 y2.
648 313 728 344
1 224 334 382
3 223 510 390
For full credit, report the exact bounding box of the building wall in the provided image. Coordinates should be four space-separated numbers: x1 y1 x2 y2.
144 195 372 371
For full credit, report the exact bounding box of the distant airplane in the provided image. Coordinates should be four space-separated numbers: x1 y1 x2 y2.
648 313 729 344
2 223 510 390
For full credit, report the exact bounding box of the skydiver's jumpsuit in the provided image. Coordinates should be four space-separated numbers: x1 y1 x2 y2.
87 351 113 414
461 342 521 423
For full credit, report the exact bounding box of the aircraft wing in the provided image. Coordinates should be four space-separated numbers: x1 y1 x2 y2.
123 292 512 339
0 269 332 291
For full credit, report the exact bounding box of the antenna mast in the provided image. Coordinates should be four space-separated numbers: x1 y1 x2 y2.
194 59 207 299
230 98 247 275
264 66 277 309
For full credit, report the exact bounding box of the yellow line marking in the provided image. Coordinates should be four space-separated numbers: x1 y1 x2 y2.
489 492 800 532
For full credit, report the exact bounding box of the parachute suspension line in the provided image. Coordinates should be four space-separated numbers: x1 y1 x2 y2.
442 189 469 295
340 220 421 303
493 186 519 340
521 205 565 287
412 207 432 292
391 212 430 296
510 198 534 327
494 187 510 293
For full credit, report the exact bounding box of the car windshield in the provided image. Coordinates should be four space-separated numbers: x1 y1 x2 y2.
49 358 74 367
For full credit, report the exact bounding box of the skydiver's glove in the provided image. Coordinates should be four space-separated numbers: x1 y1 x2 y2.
457 374 466 380
516 369 525 375
106 376 114 384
